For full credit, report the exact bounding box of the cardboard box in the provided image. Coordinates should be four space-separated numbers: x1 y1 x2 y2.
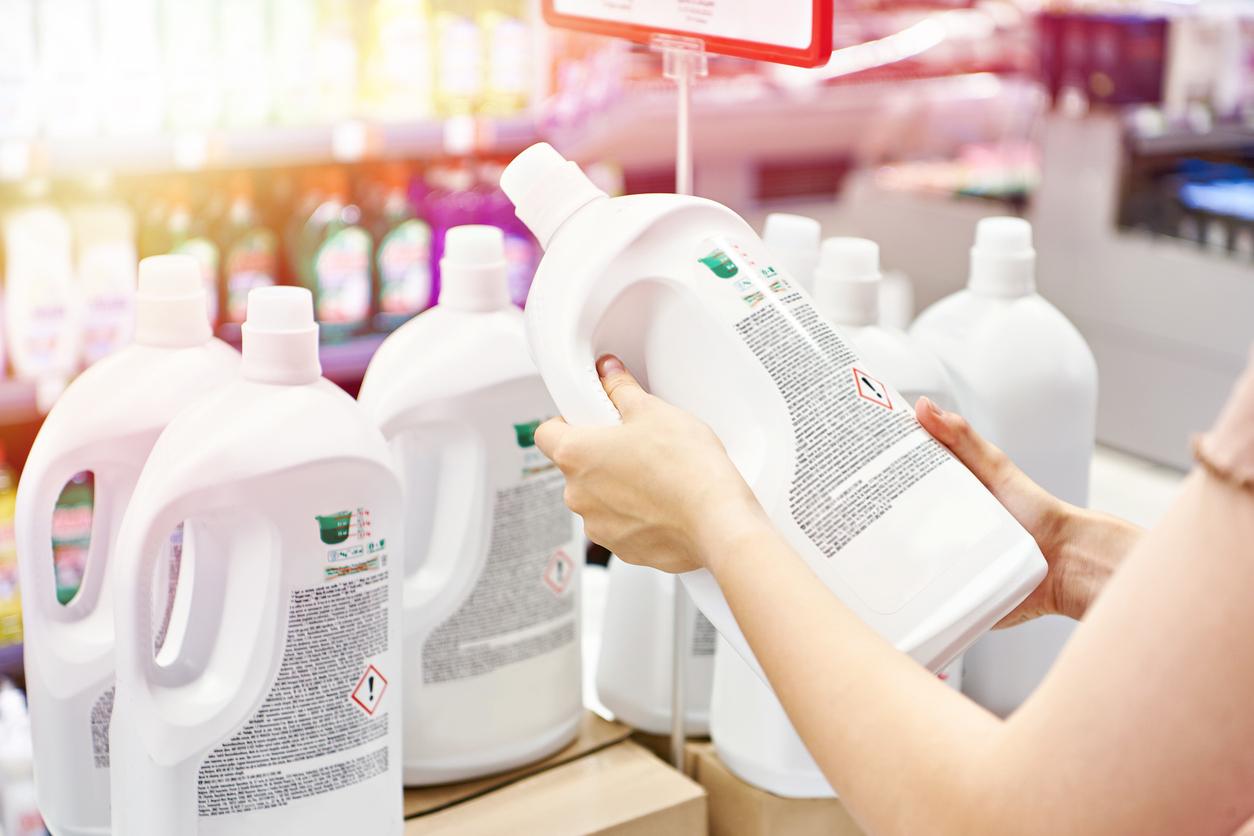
685 742 865 836
630 729 710 764
404 712 631 817
406 741 707 835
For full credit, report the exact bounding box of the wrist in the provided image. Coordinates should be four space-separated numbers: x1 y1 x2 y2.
692 496 773 576
1053 506 1140 619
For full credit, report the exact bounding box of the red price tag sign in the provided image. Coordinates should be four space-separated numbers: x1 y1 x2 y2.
543 0 834 68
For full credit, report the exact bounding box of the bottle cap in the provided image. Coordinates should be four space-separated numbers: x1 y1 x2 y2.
439 225 511 312
813 237 881 327
134 255 213 348
762 213 822 293
969 216 1035 297
241 287 321 384
500 143 607 249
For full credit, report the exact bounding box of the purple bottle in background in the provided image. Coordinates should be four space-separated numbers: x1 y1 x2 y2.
425 165 485 304
480 162 541 308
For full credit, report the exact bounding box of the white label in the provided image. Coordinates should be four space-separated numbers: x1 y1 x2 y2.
552 0 813 49
423 450 578 684
196 568 392 817
699 236 952 613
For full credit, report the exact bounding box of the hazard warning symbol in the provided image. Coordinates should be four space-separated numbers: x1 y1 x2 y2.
853 368 893 410
350 664 388 716
544 550 575 596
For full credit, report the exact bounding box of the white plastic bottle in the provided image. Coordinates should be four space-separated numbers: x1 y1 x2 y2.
761 213 821 295
911 217 1098 716
109 286 403 834
596 557 716 735
2 182 82 411
501 142 1045 684
358 225 582 785
14 255 239 836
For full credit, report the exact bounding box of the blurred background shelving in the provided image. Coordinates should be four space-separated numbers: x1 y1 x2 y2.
0 0 1249 703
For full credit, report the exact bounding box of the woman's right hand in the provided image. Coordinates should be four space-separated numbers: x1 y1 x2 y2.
916 397 1141 625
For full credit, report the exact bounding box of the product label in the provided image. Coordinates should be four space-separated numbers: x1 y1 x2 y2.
692 610 716 657
698 236 950 607
422 416 578 684
224 231 278 324
377 219 432 316
196 515 392 818
313 226 372 325
90 684 114 768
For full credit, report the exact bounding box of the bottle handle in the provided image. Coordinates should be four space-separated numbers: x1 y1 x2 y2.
380 413 490 637
112 488 284 835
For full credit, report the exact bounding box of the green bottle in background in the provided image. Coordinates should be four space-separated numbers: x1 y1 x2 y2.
371 164 433 332
296 168 373 342
220 173 280 331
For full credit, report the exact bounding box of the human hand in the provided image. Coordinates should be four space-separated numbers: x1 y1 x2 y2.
535 355 769 574
916 397 1140 624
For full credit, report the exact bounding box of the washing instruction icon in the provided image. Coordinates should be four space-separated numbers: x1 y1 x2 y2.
350 664 388 716
853 368 893 410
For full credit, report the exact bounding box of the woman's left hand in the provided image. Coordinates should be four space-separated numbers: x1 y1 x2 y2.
535 355 768 574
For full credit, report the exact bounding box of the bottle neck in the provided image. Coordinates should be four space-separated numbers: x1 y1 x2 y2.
134 295 213 348
968 248 1035 298
240 324 320 384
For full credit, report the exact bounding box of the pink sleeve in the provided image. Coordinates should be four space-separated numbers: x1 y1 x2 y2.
1194 346 1254 489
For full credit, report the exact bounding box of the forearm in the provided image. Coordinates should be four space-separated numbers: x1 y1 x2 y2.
705 527 1011 835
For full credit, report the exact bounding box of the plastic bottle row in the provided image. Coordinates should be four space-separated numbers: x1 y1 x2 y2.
0 0 535 142
14 143 1096 832
0 162 541 411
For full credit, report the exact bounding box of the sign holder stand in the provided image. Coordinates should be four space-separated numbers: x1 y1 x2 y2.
651 32 709 773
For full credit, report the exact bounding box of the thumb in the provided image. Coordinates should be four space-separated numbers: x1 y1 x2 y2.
915 396 1011 490
597 355 649 417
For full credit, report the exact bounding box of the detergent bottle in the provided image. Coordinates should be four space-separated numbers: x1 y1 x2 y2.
358 225 582 784
15 255 239 836
911 217 1098 716
109 286 403 834
710 232 964 797
500 142 1046 683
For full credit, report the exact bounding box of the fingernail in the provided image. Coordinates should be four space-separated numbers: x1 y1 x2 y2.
921 396 943 416
597 355 624 376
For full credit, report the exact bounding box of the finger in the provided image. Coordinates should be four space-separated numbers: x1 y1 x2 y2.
597 355 650 417
915 397 1010 488
533 417 569 460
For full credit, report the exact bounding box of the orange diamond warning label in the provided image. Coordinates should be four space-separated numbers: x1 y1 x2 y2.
350 664 388 716
853 368 892 410
544 549 575 596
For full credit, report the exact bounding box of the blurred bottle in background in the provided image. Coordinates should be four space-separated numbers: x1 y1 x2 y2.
68 173 138 366
480 0 532 117
362 0 434 121
99 0 164 137
219 173 280 331
296 167 373 341
0 681 42 836
50 472 92 606
219 0 273 128
163 0 223 132
369 164 434 330
2 180 81 410
432 0 484 116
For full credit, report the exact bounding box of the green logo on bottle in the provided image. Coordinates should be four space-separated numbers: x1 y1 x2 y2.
699 249 739 279
514 420 542 448
315 511 354 545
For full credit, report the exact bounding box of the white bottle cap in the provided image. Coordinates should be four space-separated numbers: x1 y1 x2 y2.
439 225 511 312
968 216 1035 297
134 255 213 348
813 237 881 327
762 213 822 293
241 287 321 385
500 142 607 249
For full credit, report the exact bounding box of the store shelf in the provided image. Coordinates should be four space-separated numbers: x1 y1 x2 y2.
1128 124 1254 157
546 72 1038 169
318 333 388 386
0 116 539 181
